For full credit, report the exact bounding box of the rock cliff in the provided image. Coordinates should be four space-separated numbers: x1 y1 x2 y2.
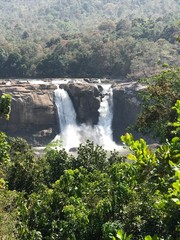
0 79 144 145
61 82 101 125
0 81 58 145
112 82 145 142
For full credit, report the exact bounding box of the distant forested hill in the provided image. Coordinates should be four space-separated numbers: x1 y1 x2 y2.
0 0 179 41
0 0 179 79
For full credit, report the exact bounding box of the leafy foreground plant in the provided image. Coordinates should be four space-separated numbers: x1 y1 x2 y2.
112 101 180 240
112 229 160 240
0 93 19 239
1 101 180 240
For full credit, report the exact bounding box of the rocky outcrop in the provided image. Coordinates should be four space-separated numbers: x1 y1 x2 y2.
0 81 58 145
0 79 146 146
112 82 146 142
61 83 101 125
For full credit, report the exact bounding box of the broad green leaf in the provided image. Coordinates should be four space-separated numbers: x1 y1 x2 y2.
116 229 123 239
171 137 180 143
175 170 180 179
145 236 152 240
169 160 177 167
172 181 180 191
127 153 137 161
172 198 180 205
127 234 133 240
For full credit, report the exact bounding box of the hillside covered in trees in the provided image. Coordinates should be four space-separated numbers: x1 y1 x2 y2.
0 0 179 79
0 1 180 239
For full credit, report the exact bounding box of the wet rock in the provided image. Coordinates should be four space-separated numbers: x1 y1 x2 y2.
61 83 101 125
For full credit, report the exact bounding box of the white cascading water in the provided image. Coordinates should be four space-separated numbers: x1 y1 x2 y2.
54 87 80 150
94 84 117 149
54 84 118 151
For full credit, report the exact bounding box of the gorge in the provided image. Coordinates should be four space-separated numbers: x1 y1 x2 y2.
0 79 143 149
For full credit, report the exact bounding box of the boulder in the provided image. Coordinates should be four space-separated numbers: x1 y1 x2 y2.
0 82 58 145
61 83 101 125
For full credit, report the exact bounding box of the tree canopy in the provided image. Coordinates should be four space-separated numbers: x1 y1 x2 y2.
135 67 180 142
0 0 179 79
0 100 179 239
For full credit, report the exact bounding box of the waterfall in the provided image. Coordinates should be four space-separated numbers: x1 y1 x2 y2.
55 88 76 131
54 84 118 151
94 84 116 149
54 87 80 150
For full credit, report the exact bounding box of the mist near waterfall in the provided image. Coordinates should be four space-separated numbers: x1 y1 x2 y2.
54 84 119 151
54 87 81 151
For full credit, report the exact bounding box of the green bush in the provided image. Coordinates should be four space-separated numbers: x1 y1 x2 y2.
1 101 180 240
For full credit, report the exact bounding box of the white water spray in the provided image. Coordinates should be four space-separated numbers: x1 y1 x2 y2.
94 84 117 150
54 87 80 150
54 84 118 151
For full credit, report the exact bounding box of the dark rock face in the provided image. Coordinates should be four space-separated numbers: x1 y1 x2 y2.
61 83 101 125
0 82 58 145
112 82 144 143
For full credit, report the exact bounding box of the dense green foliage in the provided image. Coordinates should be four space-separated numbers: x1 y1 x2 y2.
0 94 18 239
0 0 179 79
135 67 180 142
0 0 179 40
0 94 12 120
0 101 179 239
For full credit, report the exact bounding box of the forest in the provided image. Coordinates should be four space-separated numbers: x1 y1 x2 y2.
0 0 180 239
0 0 179 79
